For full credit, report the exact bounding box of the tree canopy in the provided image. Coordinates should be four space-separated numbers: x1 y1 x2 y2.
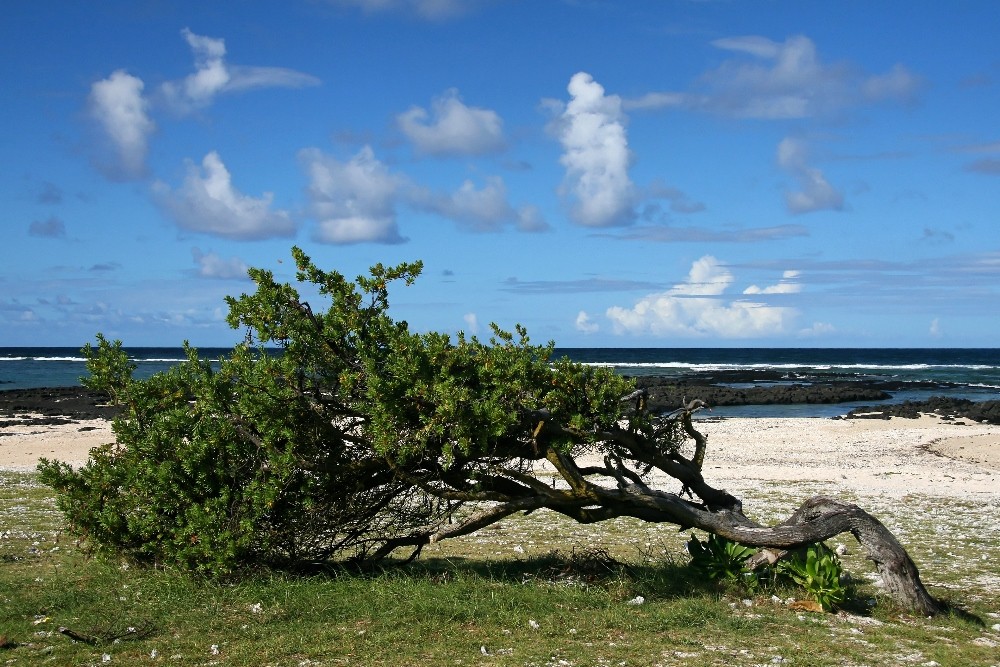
39 248 942 615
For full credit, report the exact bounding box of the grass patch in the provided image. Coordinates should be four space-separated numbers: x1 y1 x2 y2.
2 470 999 666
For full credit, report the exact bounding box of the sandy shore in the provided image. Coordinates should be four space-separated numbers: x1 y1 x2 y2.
0 417 116 471
541 414 999 502
689 414 999 501
2 414 998 503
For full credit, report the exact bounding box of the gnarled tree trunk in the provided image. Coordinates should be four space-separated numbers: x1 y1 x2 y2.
383 399 944 616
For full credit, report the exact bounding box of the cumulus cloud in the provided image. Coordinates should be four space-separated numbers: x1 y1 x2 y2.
575 310 599 334
397 89 505 156
408 176 548 232
153 151 296 240
88 70 156 179
191 248 249 280
302 146 545 241
300 146 407 244
162 29 228 110
605 256 800 338
86 29 316 179
744 270 802 294
29 216 67 238
777 137 844 214
161 28 319 113
554 72 636 227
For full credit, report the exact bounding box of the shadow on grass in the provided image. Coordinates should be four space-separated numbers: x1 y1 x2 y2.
304 547 724 602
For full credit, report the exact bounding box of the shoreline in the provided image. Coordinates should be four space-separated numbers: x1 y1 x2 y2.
692 414 999 500
0 418 115 471
3 410 997 502
1 386 997 502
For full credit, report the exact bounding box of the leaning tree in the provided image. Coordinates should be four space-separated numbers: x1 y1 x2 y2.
40 248 941 615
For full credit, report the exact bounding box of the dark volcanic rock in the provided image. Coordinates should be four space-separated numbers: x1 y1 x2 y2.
0 387 120 423
634 376 890 413
846 397 1000 424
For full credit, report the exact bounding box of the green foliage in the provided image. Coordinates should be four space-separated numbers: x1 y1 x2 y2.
79 333 136 404
686 532 759 588
776 542 847 611
687 534 848 610
39 247 638 576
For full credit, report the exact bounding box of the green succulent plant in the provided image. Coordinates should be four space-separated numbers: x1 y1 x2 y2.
687 532 759 587
776 542 846 611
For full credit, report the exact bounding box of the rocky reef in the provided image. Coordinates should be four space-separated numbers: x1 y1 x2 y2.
0 387 120 426
634 370 892 414
845 396 1000 424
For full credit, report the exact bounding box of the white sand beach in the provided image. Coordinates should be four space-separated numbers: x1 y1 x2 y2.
2 414 998 505
691 415 1000 501
0 418 116 471
539 414 1000 502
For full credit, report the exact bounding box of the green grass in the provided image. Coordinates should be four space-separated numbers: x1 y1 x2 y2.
2 470 999 666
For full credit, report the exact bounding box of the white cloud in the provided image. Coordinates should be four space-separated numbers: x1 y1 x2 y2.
166 29 229 109
555 72 635 227
743 270 802 294
397 89 505 156
605 256 799 338
463 312 479 335
700 35 922 119
777 137 844 214
191 248 249 280
161 28 319 113
575 310 599 334
86 29 316 180
153 151 296 240
799 321 836 337
408 177 548 232
861 64 923 104
88 70 156 179
300 146 407 244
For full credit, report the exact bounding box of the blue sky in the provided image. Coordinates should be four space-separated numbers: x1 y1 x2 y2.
3 1 999 348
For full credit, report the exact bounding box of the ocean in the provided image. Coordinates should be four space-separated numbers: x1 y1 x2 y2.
2 347 999 418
